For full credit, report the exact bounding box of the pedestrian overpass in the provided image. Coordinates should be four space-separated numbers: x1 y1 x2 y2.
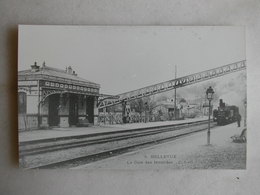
97 60 246 123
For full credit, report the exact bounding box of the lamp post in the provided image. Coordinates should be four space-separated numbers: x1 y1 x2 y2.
206 86 214 145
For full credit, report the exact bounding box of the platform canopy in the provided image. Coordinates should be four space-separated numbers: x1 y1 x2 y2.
18 62 100 97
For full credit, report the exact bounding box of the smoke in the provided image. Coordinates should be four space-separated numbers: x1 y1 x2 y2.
214 71 246 113
154 71 246 115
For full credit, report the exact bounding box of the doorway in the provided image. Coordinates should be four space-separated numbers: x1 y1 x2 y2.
69 94 78 126
48 94 60 126
86 96 94 123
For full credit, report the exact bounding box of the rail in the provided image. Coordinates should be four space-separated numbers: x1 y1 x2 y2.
20 119 215 168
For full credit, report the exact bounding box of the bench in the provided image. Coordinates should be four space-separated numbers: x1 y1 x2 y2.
231 128 247 143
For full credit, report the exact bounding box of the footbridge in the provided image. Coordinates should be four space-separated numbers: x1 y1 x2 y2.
98 60 246 109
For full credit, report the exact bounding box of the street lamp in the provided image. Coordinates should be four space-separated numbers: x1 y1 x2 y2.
206 86 214 145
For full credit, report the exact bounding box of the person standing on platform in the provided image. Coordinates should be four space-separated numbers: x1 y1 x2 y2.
237 114 241 127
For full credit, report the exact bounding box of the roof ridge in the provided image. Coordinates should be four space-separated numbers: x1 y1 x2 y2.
41 65 66 73
18 66 100 87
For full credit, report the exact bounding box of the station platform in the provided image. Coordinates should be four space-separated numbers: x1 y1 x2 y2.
74 121 246 169
19 117 208 143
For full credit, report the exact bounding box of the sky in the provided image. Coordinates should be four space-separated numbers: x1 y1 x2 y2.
18 25 246 95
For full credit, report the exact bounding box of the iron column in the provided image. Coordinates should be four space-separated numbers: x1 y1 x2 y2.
207 99 211 145
206 86 214 145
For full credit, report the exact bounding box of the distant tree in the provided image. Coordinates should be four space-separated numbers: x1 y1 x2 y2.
179 98 187 103
106 104 121 112
130 98 144 114
155 94 168 102
130 96 156 115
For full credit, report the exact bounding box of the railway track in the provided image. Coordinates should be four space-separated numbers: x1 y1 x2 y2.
20 120 217 169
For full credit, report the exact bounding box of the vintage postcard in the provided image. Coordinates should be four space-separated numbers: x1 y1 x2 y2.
18 25 246 169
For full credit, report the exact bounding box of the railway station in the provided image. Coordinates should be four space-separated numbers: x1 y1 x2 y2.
18 60 247 169
18 62 100 131
18 60 246 130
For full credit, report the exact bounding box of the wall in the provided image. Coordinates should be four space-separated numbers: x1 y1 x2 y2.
18 83 39 130
18 114 38 131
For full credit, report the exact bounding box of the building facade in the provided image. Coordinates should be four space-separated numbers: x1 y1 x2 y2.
18 62 100 131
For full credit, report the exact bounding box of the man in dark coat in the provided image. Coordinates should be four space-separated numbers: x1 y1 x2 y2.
237 114 241 127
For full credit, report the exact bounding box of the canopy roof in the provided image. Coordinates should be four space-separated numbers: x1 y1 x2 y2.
18 63 100 89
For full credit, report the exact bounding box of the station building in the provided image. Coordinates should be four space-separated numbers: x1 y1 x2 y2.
18 62 100 131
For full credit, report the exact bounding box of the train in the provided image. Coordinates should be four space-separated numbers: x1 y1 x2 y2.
213 99 240 125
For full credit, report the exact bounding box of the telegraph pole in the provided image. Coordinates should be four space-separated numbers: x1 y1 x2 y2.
174 65 177 120
244 99 247 127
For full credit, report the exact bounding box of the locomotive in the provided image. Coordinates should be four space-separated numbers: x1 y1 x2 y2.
213 99 240 125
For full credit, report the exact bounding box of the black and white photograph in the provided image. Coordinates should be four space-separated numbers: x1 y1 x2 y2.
18 25 246 169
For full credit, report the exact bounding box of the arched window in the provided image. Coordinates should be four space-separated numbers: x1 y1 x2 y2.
18 92 27 114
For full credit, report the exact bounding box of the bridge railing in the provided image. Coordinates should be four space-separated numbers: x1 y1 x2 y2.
99 60 246 109
98 112 175 125
98 112 123 125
